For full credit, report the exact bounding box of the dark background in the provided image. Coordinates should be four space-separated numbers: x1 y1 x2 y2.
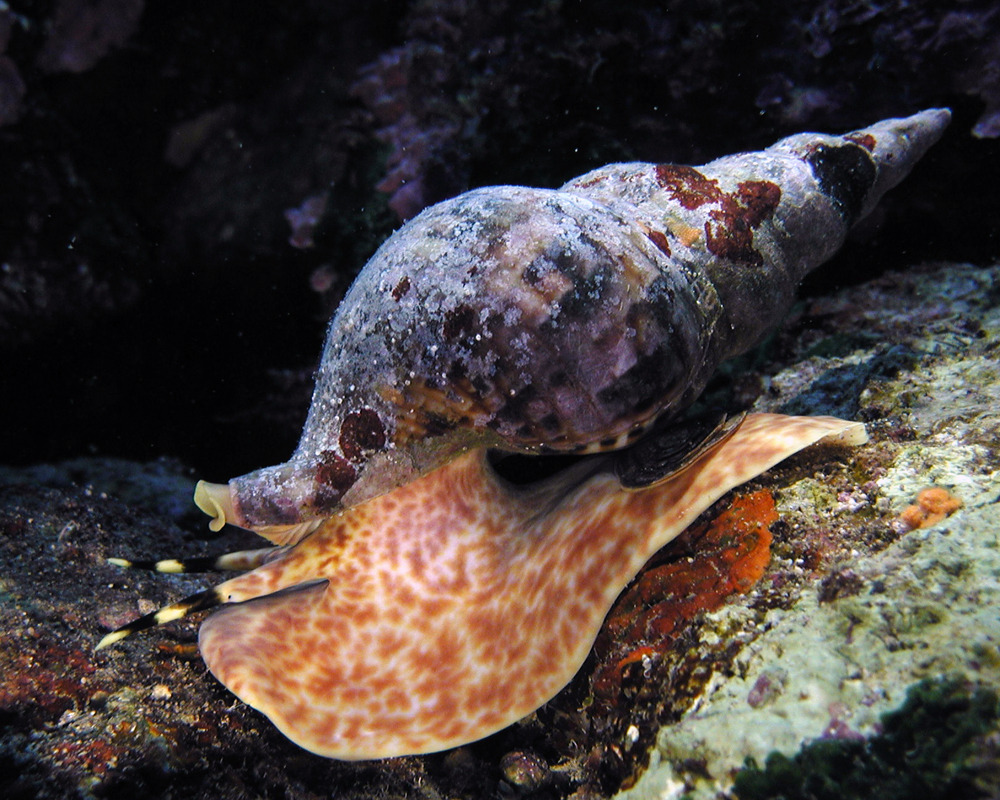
1 0 997 483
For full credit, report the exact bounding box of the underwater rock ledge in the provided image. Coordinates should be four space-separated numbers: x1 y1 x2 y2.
619 261 1000 800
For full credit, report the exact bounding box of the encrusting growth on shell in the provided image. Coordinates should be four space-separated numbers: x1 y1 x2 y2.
100 109 950 760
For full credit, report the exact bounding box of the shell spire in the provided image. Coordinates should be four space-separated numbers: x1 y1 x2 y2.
196 109 950 536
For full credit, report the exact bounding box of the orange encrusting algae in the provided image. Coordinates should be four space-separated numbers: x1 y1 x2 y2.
592 489 776 701
196 413 865 760
612 489 775 640
897 486 963 531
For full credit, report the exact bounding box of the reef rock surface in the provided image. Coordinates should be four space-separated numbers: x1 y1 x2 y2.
621 261 1000 799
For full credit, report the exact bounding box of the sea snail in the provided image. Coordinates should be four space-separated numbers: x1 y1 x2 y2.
193 108 951 545
101 110 949 759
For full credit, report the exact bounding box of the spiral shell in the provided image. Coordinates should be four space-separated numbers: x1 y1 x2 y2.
195 109 950 535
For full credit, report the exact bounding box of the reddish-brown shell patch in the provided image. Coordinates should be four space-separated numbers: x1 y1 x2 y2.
339 408 387 463
654 164 722 209
735 180 782 226
653 166 780 263
442 304 477 342
704 180 781 263
642 226 672 257
846 132 877 152
314 451 357 509
391 276 411 301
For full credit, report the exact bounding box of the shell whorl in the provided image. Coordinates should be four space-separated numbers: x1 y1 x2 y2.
201 109 950 533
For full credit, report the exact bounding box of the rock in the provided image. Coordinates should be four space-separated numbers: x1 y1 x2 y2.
619 262 1000 799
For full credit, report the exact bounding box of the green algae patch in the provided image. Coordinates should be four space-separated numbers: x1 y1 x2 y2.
733 677 1000 800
